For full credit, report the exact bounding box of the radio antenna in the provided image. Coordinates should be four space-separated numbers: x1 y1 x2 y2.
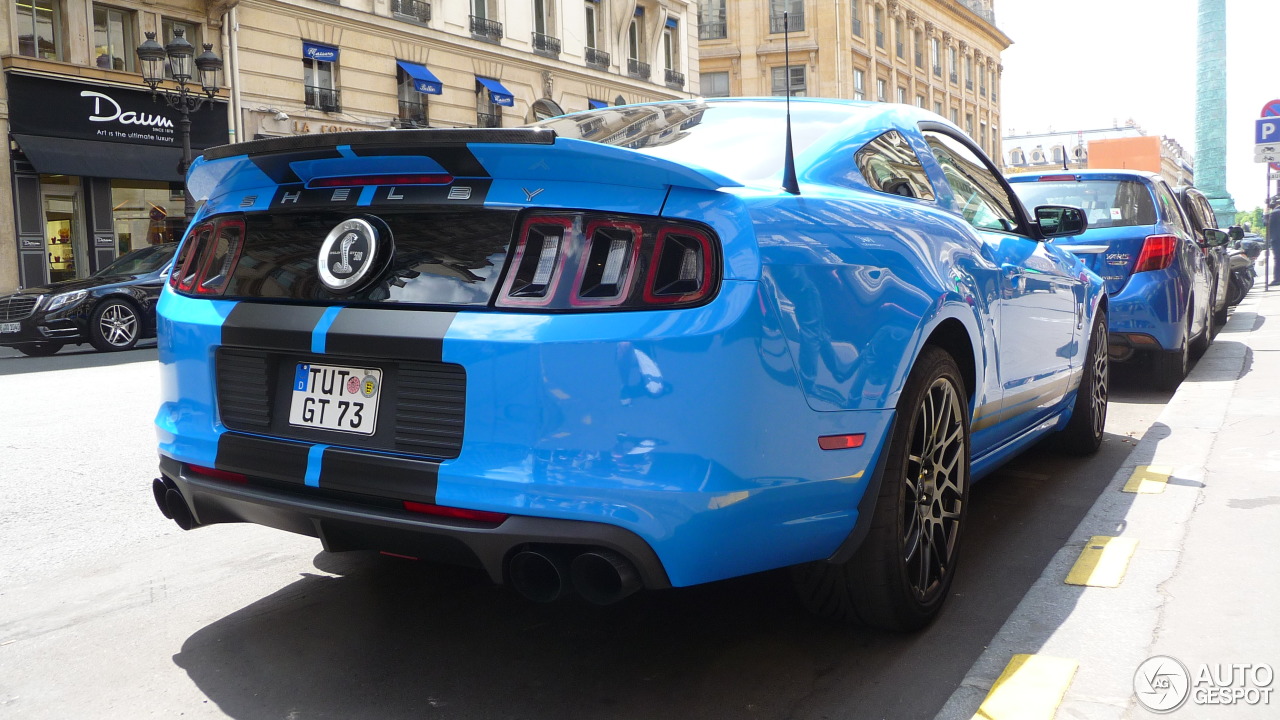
781 11 800 195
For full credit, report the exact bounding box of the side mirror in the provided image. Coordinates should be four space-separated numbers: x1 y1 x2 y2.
1227 225 1245 242
1203 228 1230 247
1034 205 1088 239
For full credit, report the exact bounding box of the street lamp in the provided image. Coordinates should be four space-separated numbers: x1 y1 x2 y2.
136 27 223 219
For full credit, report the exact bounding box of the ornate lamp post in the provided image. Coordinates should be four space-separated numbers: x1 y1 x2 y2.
135 28 223 219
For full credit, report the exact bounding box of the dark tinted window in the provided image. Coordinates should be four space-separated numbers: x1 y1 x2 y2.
95 243 177 276
923 130 1017 232
1010 179 1156 229
855 130 935 200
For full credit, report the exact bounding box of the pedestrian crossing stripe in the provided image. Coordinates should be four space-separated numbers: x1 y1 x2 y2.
1122 465 1173 493
972 654 1078 720
1065 536 1138 587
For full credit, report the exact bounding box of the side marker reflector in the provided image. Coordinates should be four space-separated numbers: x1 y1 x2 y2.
818 434 865 450
187 464 248 484
403 500 509 524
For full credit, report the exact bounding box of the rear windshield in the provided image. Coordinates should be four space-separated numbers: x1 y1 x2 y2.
532 101 858 186
1010 179 1156 228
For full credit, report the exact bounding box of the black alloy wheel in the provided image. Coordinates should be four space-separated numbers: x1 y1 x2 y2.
89 299 140 352
1056 310 1109 455
793 346 970 631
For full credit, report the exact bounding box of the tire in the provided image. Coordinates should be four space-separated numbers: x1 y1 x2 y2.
1191 303 1212 359
1151 314 1191 391
89 299 141 352
793 346 970 631
1055 310 1108 455
15 342 64 357
1213 305 1229 330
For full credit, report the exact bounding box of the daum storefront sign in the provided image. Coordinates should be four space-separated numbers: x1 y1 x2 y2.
7 73 227 148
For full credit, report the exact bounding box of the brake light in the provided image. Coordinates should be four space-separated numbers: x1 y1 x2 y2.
403 500 509 524
818 434 866 450
309 174 453 188
1133 234 1178 273
1036 174 1077 182
172 222 214 292
171 216 246 297
496 212 719 310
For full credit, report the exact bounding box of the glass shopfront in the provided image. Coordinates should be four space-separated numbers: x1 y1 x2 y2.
110 180 186 256
41 175 85 283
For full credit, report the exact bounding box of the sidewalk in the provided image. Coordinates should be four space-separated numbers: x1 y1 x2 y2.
936 278 1280 719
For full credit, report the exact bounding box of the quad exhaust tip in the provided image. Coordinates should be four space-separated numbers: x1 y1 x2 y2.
508 547 643 605
152 477 200 531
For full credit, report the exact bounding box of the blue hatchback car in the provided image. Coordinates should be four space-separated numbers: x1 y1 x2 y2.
152 99 1107 630
1008 171 1213 389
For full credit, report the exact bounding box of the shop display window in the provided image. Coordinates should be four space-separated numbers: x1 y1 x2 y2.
111 180 185 255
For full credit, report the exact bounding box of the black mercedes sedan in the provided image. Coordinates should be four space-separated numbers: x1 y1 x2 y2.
0 243 177 356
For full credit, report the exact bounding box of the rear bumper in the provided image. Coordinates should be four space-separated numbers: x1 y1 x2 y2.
1107 267 1186 354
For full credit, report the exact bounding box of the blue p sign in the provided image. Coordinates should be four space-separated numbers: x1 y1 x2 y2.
1258 118 1280 144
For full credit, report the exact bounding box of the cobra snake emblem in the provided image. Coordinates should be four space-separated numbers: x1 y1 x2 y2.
333 232 358 274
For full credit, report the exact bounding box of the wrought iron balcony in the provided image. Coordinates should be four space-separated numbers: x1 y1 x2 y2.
769 12 803 33
627 58 650 80
665 68 685 89
391 0 430 23
398 100 427 127
470 15 503 42
477 111 501 128
699 21 726 40
305 85 341 112
586 46 610 69
532 32 561 57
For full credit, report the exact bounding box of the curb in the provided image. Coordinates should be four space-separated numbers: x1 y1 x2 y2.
933 286 1269 720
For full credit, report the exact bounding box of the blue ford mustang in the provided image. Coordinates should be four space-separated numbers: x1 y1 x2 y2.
152 98 1107 630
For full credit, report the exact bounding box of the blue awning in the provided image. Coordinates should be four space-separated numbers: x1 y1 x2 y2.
588 99 608 109
666 17 678 28
397 61 442 95
476 77 515 107
302 41 338 62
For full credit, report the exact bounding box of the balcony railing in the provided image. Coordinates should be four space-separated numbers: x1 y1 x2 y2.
586 46 610 69
769 12 803 33
664 68 685 89
532 31 561 57
627 58 650 80
477 111 501 128
699 21 726 40
470 15 503 42
398 100 427 127
305 86 341 112
391 0 430 23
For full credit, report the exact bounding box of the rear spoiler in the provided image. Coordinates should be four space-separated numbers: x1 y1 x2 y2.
201 127 557 161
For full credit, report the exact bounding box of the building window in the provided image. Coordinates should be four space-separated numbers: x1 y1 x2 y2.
470 0 503 41
161 19 201 79
17 0 63 60
894 17 904 58
303 42 340 112
851 0 862 36
1010 148 1025 165
93 4 136 71
391 0 431 23
897 86 906 104
771 66 806 96
699 0 726 40
876 78 886 102
702 71 729 97
628 20 640 59
627 20 650 79
916 94 925 108
964 54 973 90
663 25 684 87
930 37 941 76
965 113 974 137
663 27 675 70
397 68 428 127
934 100 943 115
853 69 865 101
950 107 958 124
914 29 924 68
532 0 560 55
769 0 803 33
873 6 884 49
1051 145 1065 164
949 46 958 83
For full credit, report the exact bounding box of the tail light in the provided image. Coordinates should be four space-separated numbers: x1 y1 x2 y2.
170 216 246 297
496 212 719 310
1133 234 1178 273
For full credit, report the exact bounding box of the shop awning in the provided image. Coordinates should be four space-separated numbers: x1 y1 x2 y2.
396 61 442 95
13 134 187 182
588 99 609 109
476 77 515 107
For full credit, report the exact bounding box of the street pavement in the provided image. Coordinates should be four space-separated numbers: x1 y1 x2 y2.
937 279 1280 719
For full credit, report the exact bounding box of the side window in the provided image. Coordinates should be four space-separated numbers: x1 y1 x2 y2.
854 131 936 200
1195 195 1218 230
1154 182 1191 239
922 130 1019 233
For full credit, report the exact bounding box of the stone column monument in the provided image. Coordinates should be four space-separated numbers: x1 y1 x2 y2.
1196 0 1237 225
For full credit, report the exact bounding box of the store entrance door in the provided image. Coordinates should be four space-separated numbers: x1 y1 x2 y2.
41 184 87 284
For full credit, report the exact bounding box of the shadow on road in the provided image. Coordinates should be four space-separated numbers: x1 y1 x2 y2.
0 343 156 375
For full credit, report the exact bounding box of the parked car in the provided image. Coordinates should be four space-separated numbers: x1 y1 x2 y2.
1008 170 1213 390
152 99 1107 631
1174 185 1232 327
0 243 177 356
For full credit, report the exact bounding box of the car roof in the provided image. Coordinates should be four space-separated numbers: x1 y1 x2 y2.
1008 169 1162 183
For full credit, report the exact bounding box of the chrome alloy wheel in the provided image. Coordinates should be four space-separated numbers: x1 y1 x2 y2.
902 376 966 603
98 303 138 347
1090 327 1109 439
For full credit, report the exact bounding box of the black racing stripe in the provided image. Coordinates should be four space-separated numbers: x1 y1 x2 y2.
216 433 311 485
318 447 438 504
323 307 455 362
348 146 489 178
222 303 327 353
203 128 554 162
246 149 346 184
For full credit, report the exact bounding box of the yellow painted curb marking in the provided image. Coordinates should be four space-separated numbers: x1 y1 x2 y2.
1122 465 1173 494
972 654 1079 720
1065 536 1139 587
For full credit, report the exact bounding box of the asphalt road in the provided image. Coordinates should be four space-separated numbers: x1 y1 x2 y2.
0 346 1174 719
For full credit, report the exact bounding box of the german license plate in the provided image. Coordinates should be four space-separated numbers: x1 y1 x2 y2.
0 322 18 333
288 362 381 435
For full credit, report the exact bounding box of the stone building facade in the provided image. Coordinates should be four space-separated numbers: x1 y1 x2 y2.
696 0 1009 158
